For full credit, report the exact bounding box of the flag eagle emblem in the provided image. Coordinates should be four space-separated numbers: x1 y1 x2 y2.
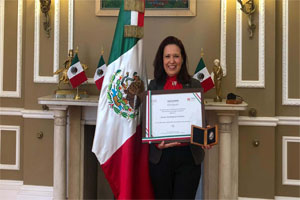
70 66 78 74
197 73 205 81
97 68 104 76
107 69 144 119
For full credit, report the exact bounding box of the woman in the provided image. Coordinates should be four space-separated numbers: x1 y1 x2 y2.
148 36 211 199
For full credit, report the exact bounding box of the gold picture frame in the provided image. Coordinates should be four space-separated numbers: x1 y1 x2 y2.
95 0 196 17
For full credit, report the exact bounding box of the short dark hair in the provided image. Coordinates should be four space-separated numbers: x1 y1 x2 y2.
153 36 191 84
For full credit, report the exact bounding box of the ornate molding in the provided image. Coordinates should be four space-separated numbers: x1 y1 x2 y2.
238 116 279 126
282 0 300 106
236 0 265 88
53 0 60 82
282 136 300 186
0 0 3 95
0 125 20 170
239 116 300 126
0 107 54 119
0 0 23 98
34 0 59 83
1 106 298 127
68 0 73 50
277 116 300 126
220 0 227 76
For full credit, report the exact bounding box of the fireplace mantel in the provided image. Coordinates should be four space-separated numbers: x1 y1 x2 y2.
38 95 247 200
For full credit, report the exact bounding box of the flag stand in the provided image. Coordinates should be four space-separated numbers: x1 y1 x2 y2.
74 87 81 100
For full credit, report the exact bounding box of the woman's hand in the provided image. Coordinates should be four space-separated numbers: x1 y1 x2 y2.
201 145 212 150
157 141 181 149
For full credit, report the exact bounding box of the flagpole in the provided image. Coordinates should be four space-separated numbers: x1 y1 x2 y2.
74 45 80 100
74 87 80 100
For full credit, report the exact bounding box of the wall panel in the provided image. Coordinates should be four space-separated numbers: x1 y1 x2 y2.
236 0 265 88
275 126 300 197
33 0 59 83
275 0 300 115
0 0 23 98
287 142 300 180
282 0 300 106
0 116 23 181
0 126 19 170
287 0 299 99
3 0 18 91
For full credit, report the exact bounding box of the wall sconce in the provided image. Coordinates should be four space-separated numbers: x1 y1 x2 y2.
237 0 256 39
40 0 51 38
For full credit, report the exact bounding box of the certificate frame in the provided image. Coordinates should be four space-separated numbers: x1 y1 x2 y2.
142 88 205 143
95 0 196 17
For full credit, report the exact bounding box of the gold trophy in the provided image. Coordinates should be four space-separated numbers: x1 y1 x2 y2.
53 49 88 99
212 59 223 102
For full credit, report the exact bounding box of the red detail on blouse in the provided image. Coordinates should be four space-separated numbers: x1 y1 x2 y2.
163 76 183 90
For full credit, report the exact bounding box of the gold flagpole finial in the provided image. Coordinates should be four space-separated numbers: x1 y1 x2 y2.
101 46 104 55
200 48 204 58
75 46 79 54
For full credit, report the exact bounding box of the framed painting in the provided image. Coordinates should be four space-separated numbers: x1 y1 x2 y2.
95 0 196 16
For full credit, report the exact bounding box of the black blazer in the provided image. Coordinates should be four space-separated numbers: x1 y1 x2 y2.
148 78 205 165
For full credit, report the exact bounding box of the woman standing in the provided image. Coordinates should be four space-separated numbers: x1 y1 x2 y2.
148 36 211 199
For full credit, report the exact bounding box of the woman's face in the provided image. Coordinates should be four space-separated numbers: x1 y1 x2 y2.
163 44 183 77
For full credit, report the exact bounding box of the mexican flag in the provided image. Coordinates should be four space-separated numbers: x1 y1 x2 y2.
92 0 153 199
67 53 87 88
93 55 107 90
193 57 214 92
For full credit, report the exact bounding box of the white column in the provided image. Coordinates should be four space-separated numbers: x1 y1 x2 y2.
217 112 234 199
50 105 68 200
68 106 82 199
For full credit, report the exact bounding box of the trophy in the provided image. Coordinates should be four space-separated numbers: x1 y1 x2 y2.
212 59 223 102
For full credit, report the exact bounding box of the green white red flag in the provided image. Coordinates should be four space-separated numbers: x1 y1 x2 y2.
92 0 153 199
94 55 107 90
67 53 87 88
193 57 214 92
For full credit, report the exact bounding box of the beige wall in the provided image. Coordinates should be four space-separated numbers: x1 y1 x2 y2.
0 0 299 198
239 126 275 199
23 119 54 186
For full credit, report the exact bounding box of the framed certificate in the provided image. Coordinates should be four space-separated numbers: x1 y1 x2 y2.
142 89 205 143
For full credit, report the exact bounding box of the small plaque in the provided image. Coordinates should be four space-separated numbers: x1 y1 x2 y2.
191 125 218 146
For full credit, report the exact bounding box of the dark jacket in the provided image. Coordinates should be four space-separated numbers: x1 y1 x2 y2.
148 78 205 165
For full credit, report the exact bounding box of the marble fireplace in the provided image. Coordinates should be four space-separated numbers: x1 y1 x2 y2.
38 95 247 200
